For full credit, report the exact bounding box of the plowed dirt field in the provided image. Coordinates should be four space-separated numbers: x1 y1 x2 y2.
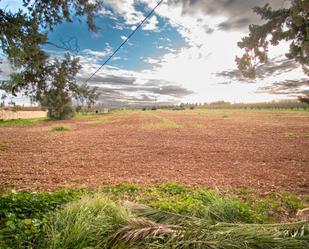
1 109 308 193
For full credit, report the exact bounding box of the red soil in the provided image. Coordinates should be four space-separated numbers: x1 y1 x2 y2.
0 110 308 194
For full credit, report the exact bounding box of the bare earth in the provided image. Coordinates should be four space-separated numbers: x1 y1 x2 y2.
0 109 308 194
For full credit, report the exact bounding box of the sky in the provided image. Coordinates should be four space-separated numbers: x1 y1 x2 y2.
1 0 308 106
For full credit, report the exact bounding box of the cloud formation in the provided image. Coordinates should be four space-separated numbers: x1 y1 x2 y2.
77 62 194 106
257 79 309 95
169 0 285 30
216 57 300 82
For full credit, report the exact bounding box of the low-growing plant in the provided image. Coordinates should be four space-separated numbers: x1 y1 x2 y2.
0 190 79 248
50 125 72 132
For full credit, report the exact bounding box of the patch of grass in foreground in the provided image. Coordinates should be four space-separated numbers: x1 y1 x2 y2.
42 195 309 249
0 184 308 248
50 125 72 132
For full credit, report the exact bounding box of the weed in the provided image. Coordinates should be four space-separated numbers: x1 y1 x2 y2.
50 125 72 131
222 115 229 119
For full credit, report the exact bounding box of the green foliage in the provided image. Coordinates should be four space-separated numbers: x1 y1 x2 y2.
43 195 309 249
0 1 102 119
1 185 308 248
50 125 72 132
0 190 79 248
237 0 309 78
43 195 130 249
100 184 292 224
37 54 80 120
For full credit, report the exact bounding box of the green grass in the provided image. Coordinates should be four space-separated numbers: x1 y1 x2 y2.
0 184 308 248
43 193 309 249
0 117 54 127
50 125 72 131
100 183 307 224
43 195 130 249
0 119 35 127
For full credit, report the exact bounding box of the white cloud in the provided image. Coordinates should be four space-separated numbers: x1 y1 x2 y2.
144 58 160 64
102 0 145 26
101 0 160 31
142 15 160 31
81 44 113 61
120 35 127 41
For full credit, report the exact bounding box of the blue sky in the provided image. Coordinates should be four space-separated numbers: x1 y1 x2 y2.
1 0 308 106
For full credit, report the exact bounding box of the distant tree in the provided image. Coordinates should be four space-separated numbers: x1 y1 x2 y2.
0 0 102 118
299 94 309 105
236 0 309 78
74 83 101 111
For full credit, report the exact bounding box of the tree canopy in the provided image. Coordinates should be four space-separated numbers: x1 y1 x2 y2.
0 0 102 118
236 0 309 79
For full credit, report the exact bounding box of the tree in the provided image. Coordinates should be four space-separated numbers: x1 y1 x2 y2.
236 0 309 79
0 0 102 118
299 93 309 105
74 83 101 111
39 54 80 119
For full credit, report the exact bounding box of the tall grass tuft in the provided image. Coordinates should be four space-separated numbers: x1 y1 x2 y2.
43 195 309 249
43 195 131 249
